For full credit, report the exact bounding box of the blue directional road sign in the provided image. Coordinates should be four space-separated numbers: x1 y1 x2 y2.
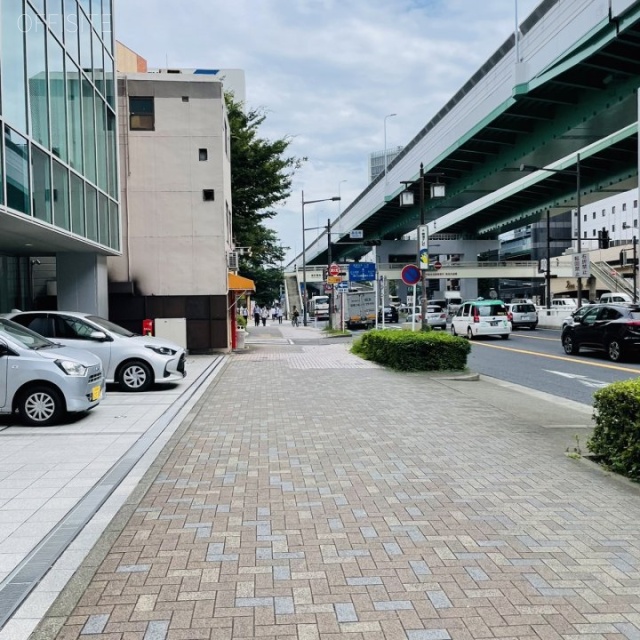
349 262 377 282
336 281 349 292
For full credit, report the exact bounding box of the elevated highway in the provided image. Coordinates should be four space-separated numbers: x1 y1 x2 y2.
290 0 640 271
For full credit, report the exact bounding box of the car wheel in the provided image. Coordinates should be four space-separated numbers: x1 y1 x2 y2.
19 385 64 426
562 334 579 355
118 360 153 392
451 325 457 336
501 333 510 340
467 327 474 340
607 339 625 362
530 323 538 330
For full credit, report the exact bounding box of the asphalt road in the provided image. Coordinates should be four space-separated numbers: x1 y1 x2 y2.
467 327 640 405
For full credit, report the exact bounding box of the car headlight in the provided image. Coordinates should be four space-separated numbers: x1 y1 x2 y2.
145 345 177 356
55 360 88 377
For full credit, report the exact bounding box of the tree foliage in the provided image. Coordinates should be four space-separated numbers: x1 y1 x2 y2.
226 94 305 304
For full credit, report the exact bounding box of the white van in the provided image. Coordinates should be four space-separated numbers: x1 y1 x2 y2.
599 292 633 304
551 299 578 309
451 299 511 340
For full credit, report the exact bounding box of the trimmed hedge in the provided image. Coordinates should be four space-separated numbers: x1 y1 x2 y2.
588 379 640 480
351 329 470 371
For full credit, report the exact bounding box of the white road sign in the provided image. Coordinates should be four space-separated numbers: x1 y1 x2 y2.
572 253 590 278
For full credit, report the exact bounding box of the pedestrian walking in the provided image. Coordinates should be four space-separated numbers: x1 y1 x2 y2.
253 305 261 327
292 306 300 327
276 305 283 324
261 306 269 326
241 305 248 323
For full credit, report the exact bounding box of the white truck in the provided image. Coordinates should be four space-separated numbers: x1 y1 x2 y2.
342 291 376 329
308 295 330 320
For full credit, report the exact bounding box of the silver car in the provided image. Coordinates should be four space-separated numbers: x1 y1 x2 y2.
6 311 186 392
506 303 538 330
425 305 448 329
0 318 104 426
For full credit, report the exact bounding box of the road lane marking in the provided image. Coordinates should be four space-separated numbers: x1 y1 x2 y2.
471 341 640 374
512 334 558 342
545 370 608 389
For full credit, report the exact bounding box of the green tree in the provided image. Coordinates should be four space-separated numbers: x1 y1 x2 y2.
226 94 305 304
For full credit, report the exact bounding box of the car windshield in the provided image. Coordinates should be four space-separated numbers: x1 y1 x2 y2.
87 315 136 337
0 318 55 350
426 307 442 313
517 304 536 312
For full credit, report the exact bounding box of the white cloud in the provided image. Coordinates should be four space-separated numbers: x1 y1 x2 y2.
114 0 541 262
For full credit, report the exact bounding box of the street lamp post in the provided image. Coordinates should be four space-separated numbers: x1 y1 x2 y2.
520 155 583 307
383 113 397 185
301 191 341 327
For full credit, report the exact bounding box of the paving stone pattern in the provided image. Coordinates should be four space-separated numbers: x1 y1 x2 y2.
50 342 640 639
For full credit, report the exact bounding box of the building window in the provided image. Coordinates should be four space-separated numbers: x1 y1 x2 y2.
602 209 605 216
592 229 596 237
592 211 595 219
623 203 627 211
635 200 638 208
584 231 588 238
199 148 208 161
612 206 616 214
203 189 215 201
182 96 189 102
634 219 638 228
129 96 154 131
5 127 30 214
612 225 616 232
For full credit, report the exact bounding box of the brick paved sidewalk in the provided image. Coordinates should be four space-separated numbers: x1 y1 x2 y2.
36 341 640 640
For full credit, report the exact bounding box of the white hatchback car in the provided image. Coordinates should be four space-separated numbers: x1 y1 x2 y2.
6 311 186 392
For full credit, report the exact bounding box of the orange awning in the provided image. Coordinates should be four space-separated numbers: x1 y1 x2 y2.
228 273 256 292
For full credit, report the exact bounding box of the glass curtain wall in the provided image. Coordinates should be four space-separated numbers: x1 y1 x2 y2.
0 0 118 250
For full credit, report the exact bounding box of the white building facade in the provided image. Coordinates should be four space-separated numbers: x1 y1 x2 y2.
108 73 234 351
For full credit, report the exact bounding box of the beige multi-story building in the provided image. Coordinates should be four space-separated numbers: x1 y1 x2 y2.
108 70 240 351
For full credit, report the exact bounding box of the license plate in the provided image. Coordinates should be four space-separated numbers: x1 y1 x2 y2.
490 321 499 326
91 385 102 401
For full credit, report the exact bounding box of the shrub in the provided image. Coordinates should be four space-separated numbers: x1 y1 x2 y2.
351 329 470 371
237 314 247 329
588 379 640 480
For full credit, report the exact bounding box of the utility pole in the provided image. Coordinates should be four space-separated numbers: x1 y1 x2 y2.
634 236 638 304
327 218 333 329
419 163 427 330
546 210 551 310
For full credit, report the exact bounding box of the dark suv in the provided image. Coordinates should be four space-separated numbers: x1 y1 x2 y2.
561 303 640 362
378 306 399 323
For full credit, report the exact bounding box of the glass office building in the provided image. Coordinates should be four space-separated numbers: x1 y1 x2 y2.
0 0 119 313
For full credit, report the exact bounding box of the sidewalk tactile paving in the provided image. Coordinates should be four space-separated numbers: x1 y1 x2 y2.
33 337 640 640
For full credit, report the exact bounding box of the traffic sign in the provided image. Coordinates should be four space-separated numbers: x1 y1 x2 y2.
401 264 421 286
323 284 333 293
433 261 442 270
327 275 342 284
336 281 349 292
349 262 376 282
329 263 341 276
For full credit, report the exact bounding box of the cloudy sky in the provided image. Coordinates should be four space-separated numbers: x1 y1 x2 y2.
115 0 541 264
